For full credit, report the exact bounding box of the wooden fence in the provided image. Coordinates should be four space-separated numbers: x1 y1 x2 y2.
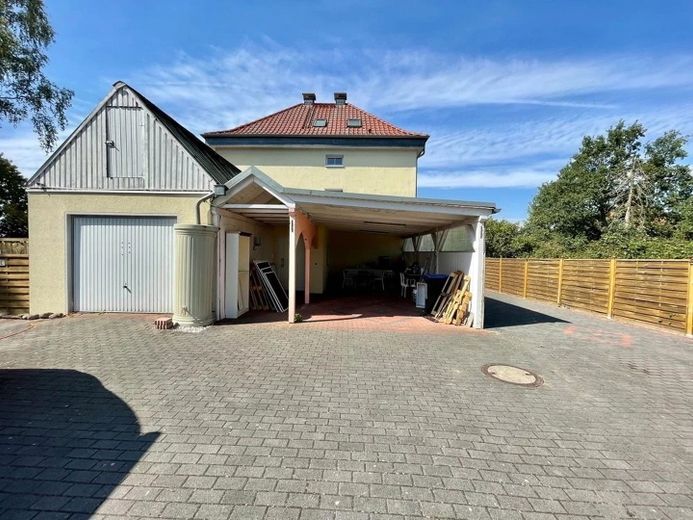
485 258 693 335
0 239 29 314
0 238 28 255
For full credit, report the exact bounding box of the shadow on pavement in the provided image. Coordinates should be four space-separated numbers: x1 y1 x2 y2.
0 369 158 517
484 296 569 328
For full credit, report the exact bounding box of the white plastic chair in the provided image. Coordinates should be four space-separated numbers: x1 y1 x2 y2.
399 272 416 298
372 272 385 292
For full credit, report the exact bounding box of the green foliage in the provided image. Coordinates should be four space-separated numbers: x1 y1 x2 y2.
0 154 28 237
0 0 73 150
528 135 610 241
484 218 521 257
486 121 692 260
674 197 693 241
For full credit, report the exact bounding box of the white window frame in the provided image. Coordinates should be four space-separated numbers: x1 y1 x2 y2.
325 154 344 168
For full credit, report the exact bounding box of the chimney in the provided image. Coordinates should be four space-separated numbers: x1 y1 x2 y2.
302 92 316 105
334 92 347 105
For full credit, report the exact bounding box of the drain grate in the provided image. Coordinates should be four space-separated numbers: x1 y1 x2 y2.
481 364 543 388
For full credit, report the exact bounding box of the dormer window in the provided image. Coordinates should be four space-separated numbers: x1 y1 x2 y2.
347 118 362 128
312 118 327 127
325 154 344 167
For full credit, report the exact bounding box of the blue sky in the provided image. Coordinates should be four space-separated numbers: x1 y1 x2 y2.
3 0 693 221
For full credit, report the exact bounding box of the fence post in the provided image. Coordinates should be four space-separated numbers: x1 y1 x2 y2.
607 258 617 319
687 260 693 337
523 260 528 298
499 257 503 293
556 258 564 305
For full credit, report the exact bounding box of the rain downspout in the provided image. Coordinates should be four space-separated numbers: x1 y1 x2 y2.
195 192 215 225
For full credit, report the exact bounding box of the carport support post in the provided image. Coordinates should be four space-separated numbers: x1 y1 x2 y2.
290 210 317 309
432 230 448 273
412 236 421 265
304 242 311 304
288 214 296 323
471 217 487 329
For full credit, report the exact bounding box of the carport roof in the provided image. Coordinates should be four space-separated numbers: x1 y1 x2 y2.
212 166 498 236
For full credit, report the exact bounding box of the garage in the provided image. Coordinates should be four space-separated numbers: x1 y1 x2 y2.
72 216 176 313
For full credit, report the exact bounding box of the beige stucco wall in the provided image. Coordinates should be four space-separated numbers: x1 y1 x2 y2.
28 191 207 314
216 213 327 296
217 210 276 262
214 147 419 197
273 224 328 295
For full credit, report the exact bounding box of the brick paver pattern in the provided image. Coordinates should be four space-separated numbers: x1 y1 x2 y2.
0 293 691 520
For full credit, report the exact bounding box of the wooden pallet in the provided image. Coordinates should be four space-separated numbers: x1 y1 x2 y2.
249 266 271 311
431 271 464 320
452 291 472 326
441 277 470 324
434 275 474 327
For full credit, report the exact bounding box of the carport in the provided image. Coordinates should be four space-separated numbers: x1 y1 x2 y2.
210 167 496 328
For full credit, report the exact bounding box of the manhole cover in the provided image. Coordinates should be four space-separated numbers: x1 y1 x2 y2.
481 364 543 388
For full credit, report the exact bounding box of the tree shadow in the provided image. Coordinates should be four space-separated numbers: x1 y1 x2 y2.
484 296 569 328
0 369 159 517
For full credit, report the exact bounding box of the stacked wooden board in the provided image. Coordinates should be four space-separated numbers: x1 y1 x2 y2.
430 271 474 327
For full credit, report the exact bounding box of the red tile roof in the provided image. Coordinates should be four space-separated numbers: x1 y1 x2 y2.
203 102 428 139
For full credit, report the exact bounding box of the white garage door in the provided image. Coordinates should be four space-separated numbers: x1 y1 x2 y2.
72 216 175 312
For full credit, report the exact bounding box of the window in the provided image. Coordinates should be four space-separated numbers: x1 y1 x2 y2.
346 118 362 128
312 118 327 127
325 154 344 167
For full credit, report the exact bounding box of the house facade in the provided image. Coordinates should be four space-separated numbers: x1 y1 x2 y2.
26 82 496 328
203 92 432 297
203 92 427 197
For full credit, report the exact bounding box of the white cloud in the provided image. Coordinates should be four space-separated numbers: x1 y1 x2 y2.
1 132 51 175
131 44 693 134
422 104 693 171
5 42 693 185
1 103 93 177
419 167 559 189
362 52 693 111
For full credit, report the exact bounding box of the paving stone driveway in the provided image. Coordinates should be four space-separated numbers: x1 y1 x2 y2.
0 293 691 520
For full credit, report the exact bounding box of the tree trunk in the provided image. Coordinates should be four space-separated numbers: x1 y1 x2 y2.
624 165 634 228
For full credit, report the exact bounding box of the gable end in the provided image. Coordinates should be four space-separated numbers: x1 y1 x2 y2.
29 83 238 192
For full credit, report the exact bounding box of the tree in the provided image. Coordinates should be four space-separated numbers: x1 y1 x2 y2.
527 145 610 242
642 131 692 236
527 121 692 251
0 154 28 237
1 0 73 150
484 218 521 257
603 122 692 234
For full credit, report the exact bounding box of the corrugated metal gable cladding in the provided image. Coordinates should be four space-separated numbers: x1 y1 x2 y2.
35 87 216 191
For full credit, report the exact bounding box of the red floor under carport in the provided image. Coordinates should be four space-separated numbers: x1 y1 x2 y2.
231 293 488 335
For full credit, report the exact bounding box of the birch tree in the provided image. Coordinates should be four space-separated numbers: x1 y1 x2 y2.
527 121 691 241
1 0 73 150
